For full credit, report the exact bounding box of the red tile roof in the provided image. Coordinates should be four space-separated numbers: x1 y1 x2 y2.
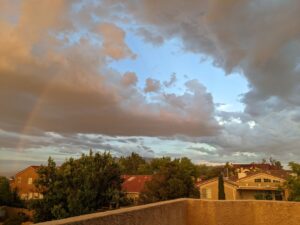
232 163 279 170
122 175 152 193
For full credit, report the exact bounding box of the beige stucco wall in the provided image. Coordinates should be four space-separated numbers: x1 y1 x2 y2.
187 199 300 225
36 199 187 225
35 199 300 225
200 180 236 200
237 173 285 184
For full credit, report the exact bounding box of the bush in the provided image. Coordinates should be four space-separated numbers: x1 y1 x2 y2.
3 212 29 225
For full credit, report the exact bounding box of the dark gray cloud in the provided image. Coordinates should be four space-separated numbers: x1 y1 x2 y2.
113 0 300 162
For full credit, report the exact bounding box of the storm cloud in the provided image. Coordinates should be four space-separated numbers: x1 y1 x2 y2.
1 0 300 168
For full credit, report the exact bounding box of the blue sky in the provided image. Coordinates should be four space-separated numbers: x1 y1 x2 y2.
109 28 249 112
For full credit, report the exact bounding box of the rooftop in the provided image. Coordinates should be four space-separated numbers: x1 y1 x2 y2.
122 175 152 193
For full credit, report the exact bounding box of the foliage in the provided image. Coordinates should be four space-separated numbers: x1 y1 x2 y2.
254 193 264 200
119 152 152 175
139 157 199 203
260 157 283 169
3 212 29 225
197 165 224 180
286 162 300 201
218 174 226 200
30 151 124 222
269 157 283 169
254 191 273 200
149 157 172 174
0 177 23 207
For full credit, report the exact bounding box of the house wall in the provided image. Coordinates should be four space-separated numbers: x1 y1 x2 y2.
199 180 236 200
11 167 42 200
237 173 285 186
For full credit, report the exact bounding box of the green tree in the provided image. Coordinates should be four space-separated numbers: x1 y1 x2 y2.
31 151 124 222
0 176 23 207
119 152 151 175
139 158 199 203
286 162 300 201
197 164 224 180
218 174 226 200
149 157 171 173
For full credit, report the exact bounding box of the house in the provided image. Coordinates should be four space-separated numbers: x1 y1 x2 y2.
122 175 152 203
199 170 289 200
10 166 43 200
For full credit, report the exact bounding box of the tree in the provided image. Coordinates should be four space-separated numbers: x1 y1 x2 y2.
149 157 171 174
197 164 224 180
119 152 151 175
139 158 199 203
30 151 124 222
285 162 300 201
0 176 23 207
218 174 226 200
269 157 283 169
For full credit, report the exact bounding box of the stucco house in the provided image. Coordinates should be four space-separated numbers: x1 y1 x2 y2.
199 170 289 200
10 165 43 200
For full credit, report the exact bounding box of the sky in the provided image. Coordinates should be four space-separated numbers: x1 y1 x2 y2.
1 0 300 176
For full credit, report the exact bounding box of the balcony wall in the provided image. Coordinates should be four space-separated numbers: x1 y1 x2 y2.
36 199 187 225
37 199 300 225
187 200 300 225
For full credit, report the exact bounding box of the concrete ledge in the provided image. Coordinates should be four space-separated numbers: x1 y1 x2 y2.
36 199 300 225
187 199 300 225
36 198 188 225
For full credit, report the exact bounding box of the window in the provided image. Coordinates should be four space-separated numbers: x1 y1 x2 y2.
201 188 212 199
207 188 212 199
28 177 33 185
17 177 21 184
273 180 280 183
264 178 271 183
254 178 261 182
29 192 33 199
21 194 27 200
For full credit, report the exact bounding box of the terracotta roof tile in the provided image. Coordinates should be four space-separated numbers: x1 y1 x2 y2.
122 175 152 193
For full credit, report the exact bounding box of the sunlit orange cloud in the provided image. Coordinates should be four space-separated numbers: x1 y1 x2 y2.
0 0 219 151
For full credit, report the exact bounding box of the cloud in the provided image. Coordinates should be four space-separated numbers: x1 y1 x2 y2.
144 78 161 93
111 0 300 162
98 22 136 60
122 72 138 86
123 0 300 110
135 27 164 46
0 1 219 141
163 73 177 88
3 0 300 164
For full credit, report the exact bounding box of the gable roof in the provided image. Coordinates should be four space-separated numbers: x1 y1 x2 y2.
122 175 152 193
237 170 288 182
15 165 41 177
198 177 238 187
